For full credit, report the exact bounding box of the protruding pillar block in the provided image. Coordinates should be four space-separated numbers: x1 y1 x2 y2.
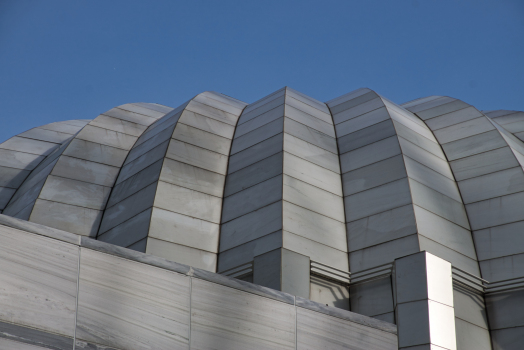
394 251 457 350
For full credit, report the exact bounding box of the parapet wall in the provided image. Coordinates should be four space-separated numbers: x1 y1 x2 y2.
0 214 397 350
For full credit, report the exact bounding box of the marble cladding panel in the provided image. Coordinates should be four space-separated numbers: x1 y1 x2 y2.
190 278 295 350
296 307 397 350
0 226 78 337
146 237 217 271
76 248 190 350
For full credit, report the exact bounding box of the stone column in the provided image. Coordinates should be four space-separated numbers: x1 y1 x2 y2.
393 251 457 350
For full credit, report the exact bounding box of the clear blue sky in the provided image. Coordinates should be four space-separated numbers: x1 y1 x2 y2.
1 0 523 143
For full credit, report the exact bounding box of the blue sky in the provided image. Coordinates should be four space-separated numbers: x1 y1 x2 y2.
0 0 523 143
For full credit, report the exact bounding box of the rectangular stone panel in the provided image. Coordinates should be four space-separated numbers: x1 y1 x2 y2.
145 237 217 271
296 307 397 350
285 95 332 124
238 96 285 125
149 207 219 253
387 108 437 142
466 191 524 230
103 108 158 126
332 97 384 125
342 155 407 196
1 136 58 156
166 139 228 175
63 139 128 167
222 175 283 223
434 117 496 144
347 204 417 253
0 227 78 337
345 178 412 222
340 136 401 173
39 175 111 210
284 133 340 173
473 221 524 260
193 94 243 115
231 118 284 155
416 99 470 120
491 326 524 350
337 119 396 154
90 115 147 136
283 152 342 196
284 105 335 137
392 121 444 159
283 175 344 221
178 111 235 139
442 130 506 161
76 125 137 150
242 88 285 114
0 166 30 189
160 158 225 197
479 253 524 282
190 278 295 350
309 275 349 309
76 248 190 350
227 133 283 174
330 91 378 115
284 118 338 154
283 201 346 250
186 100 239 125
350 277 394 317
425 106 483 130
450 147 518 181
398 137 454 179
172 123 232 156
410 179 470 229
154 181 222 224
418 236 480 276
219 201 283 252
51 156 119 187
336 107 390 137
224 152 283 197
235 105 285 138
458 167 524 203
30 199 102 237
124 126 174 165
453 286 489 329
97 208 152 248
0 149 44 170
486 288 524 330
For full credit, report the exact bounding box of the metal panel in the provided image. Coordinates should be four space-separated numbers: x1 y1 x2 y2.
39 175 111 210
132 113 179 148
0 136 58 156
284 133 340 173
0 166 30 188
485 288 524 330
218 231 283 271
466 191 524 230
39 121 84 134
172 123 232 156
458 167 524 203
342 155 407 196
107 160 162 207
97 208 152 247
450 147 518 181
309 275 349 310
350 277 394 316
238 96 285 125
394 300 430 348
178 111 235 139
335 107 390 137
285 105 335 137
281 249 310 298
442 130 506 161
75 125 137 150
404 96 454 113
145 237 217 271
283 175 344 222
393 121 444 159
89 115 147 136
337 119 396 154
0 227 78 337
282 201 346 250
286 87 330 115
224 152 283 197
0 149 44 170
296 307 397 350
473 221 524 261
285 95 332 124
63 139 128 167
2 179 45 217
399 137 454 179
235 105 285 138
418 236 480 276
99 183 157 234
434 117 496 144
166 139 228 175
51 156 119 187
410 179 470 229
332 97 384 125
345 178 412 222
219 201 283 252
221 175 283 223
284 118 338 154
0 337 56 349
490 326 524 350
193 94 244 115
340 136 401 173
149 207 219 253
160 158 225 197
30 199 102 237
453 286 489 329
414 205 476 259
425 106 483 130
227 133 283 174
347 204 417 252
231 118 284 155
283 152 342 196
329 91 378 115
415 100 470 120
190 278 295 350
283 230 349 271
76 248 190 350
118 103 167 118
349 234 420 272
242 88 285 114
387 108 437 142
480 253 524 282
124 126 174 165
186 100 239 126
0 186 16 209
154 181 222 224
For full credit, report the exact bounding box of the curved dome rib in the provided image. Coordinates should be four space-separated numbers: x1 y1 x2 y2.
0 119 89 213
97 92 248 271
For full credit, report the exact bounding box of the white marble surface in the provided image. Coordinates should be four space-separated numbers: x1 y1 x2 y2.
76 249 190 350
190 279 295 350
